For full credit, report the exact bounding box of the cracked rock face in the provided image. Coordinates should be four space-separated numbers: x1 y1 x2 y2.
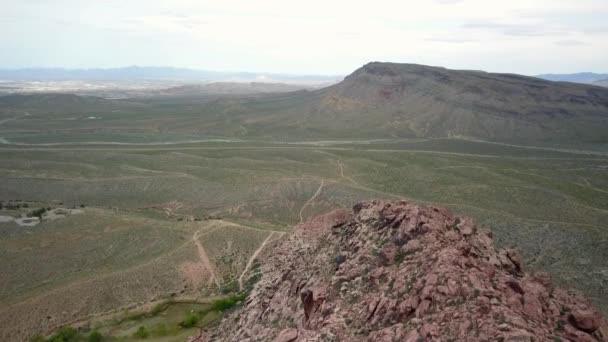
200 201 607 341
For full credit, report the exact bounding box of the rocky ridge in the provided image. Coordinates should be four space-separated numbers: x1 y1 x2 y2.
201 200 607 341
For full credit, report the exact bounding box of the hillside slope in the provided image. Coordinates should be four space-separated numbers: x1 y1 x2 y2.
295 62 608 144
2 63 608 147
203 201 607 341
0 62 608 150
175 62 608 146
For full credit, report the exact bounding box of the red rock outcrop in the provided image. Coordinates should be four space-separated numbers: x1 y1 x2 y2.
202 200 607 341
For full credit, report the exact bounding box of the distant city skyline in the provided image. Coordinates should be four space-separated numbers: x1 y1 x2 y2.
1 0 607 75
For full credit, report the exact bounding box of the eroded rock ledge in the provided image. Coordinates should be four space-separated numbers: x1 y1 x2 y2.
202 200 607 341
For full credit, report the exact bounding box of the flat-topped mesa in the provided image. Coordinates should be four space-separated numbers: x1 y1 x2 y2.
201 200 607 342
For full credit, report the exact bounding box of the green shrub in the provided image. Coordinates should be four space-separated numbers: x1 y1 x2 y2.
30 326 80 342
133 326 149 339
88 331 103 342
49 326 79 342
28 207 47 218
181 312 200 328
219 281 239 294
211 293 247 312
29 335 45 342
150 301 169 315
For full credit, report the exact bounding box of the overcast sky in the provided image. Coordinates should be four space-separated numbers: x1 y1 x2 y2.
1 0 607 75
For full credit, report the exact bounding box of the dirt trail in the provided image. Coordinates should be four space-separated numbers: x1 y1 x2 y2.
299 180 324 224
4 144 607 161
336 159 345 178
580 177 608 194
216 220 285 234
0 112 28 126
238 232 280 291
193 230 221 288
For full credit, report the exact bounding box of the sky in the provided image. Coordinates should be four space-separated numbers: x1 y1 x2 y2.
1 0 607 75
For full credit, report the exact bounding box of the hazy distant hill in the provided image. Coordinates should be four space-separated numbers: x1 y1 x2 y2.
594 78 608 87
159 82 312 96
536 72 608 84
0 66 340 85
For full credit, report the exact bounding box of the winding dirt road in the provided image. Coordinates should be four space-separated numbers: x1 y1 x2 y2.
299 180 324 224
238 232 281 291
193 229 221 288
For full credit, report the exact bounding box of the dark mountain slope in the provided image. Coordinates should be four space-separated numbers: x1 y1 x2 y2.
305 62 608 144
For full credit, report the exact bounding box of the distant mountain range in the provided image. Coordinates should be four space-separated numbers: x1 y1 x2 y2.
0 66 341 85
536 72 608 86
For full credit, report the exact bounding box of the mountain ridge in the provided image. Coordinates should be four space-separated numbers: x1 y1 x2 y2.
296 62 608 145
2 62 608 147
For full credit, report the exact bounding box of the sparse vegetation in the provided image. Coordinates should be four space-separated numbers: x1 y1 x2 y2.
211 293 247 312
87 331 103 342
180 312 200 328
30 327 79 342
2 127 608 341
28 207 47 218
150 323 168 337
133 326 149 339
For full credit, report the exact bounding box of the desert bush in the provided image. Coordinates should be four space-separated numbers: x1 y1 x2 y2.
28 207 47 218
46 326 79 342
149 299 174 316
133 326 149 339
211 293 247 312
87 331 103 342
180 312 200 328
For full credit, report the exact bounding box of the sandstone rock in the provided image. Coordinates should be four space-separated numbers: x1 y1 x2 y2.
564 324 598 342
203 200 606 342
403 329 421 342
402 239 421 254
506 249 523 273
274 328 298 342
570 306 602 333
301 289 314 321
378 242 398 265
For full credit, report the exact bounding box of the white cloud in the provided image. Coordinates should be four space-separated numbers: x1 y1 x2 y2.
0 0 606 74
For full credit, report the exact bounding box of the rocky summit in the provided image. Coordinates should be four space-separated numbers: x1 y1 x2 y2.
199 201 606 341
